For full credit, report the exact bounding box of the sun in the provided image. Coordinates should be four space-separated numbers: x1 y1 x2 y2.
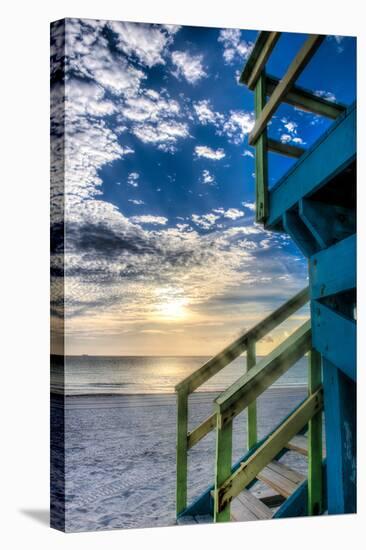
157 298 188 320
153 288 189 321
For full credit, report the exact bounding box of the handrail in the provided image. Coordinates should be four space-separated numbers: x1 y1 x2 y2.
175 287 310 516
175 286 309 394
215 320 311 426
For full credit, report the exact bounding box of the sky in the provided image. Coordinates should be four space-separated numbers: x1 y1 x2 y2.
50 19 356 356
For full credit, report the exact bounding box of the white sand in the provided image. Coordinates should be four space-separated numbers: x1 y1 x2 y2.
61 386 308 532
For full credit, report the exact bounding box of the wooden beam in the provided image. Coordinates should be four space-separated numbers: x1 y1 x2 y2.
266 75 346 119
214 416 233 522
299 198 356 249
310 234 356 300
175 287 309 394
215 389 323 512
267 138 305 158
215 320 312 426
240 31 274 85
308 349 323 515
246 340 257 449
176 390 188 515
249 35 325 145
255 73 269 222
283 210 320 257
247 32 281 89
311 301 356 381
187 413 216 449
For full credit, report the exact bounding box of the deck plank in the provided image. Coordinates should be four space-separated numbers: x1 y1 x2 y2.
286 435 308 456
231 489 273 522
257 461 305 497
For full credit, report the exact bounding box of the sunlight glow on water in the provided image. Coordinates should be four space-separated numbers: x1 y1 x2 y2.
51 355 307 395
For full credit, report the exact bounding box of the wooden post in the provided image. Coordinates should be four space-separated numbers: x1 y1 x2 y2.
176 389 188 516
323 358 356 514
308 349 323 515
247 339 257 449
214 415 233 522
254 72 268 223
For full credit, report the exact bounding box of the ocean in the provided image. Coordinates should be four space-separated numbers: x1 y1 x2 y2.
51 355 308 396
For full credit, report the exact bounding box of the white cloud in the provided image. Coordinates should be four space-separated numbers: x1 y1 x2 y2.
243 150 254 158
314 90 337 102
280 134 292 143
242 201 256 212
122 89 180 123
218 28 253 65
279 118 305 145
171 50 207 84
193 99 223 126
132 120 189 152
131 215 168 225
128 199 145 205
65 19 146 97
223 208 245 220
201 169 215 185
191 213 220 229
195 145 226 160
108 21 180 67
127 172 140 187
222 110 255 144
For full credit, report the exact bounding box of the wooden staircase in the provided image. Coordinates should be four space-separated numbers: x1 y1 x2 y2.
175 30 356 525
175 290 325 524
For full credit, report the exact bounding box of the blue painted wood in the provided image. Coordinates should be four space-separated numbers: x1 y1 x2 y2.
273 461 327 518
267 104 356 228
299 199 355 250
310 234 356 300
283 210 319 257
311 301 356 381
322 359 356 514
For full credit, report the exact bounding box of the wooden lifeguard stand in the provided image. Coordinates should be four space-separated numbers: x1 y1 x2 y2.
175 31 356 523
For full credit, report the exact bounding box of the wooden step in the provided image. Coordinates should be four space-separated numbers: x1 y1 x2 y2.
257 460 306 498
231 489 273 522
285 435 308 456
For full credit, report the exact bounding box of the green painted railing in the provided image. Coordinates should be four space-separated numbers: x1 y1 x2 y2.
175 287 315 518
212 324 323 521
239 31 346 224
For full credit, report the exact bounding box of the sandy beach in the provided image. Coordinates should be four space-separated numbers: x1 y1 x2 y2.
52 386 309 532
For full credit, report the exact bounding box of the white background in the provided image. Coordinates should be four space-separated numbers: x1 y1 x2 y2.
0 1 364 548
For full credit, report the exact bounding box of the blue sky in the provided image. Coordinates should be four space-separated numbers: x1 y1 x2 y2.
50 19 356 355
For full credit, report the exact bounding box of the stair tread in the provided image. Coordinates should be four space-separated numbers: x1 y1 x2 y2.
286 435 308 456
231 489 273 522
257 460 306 498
